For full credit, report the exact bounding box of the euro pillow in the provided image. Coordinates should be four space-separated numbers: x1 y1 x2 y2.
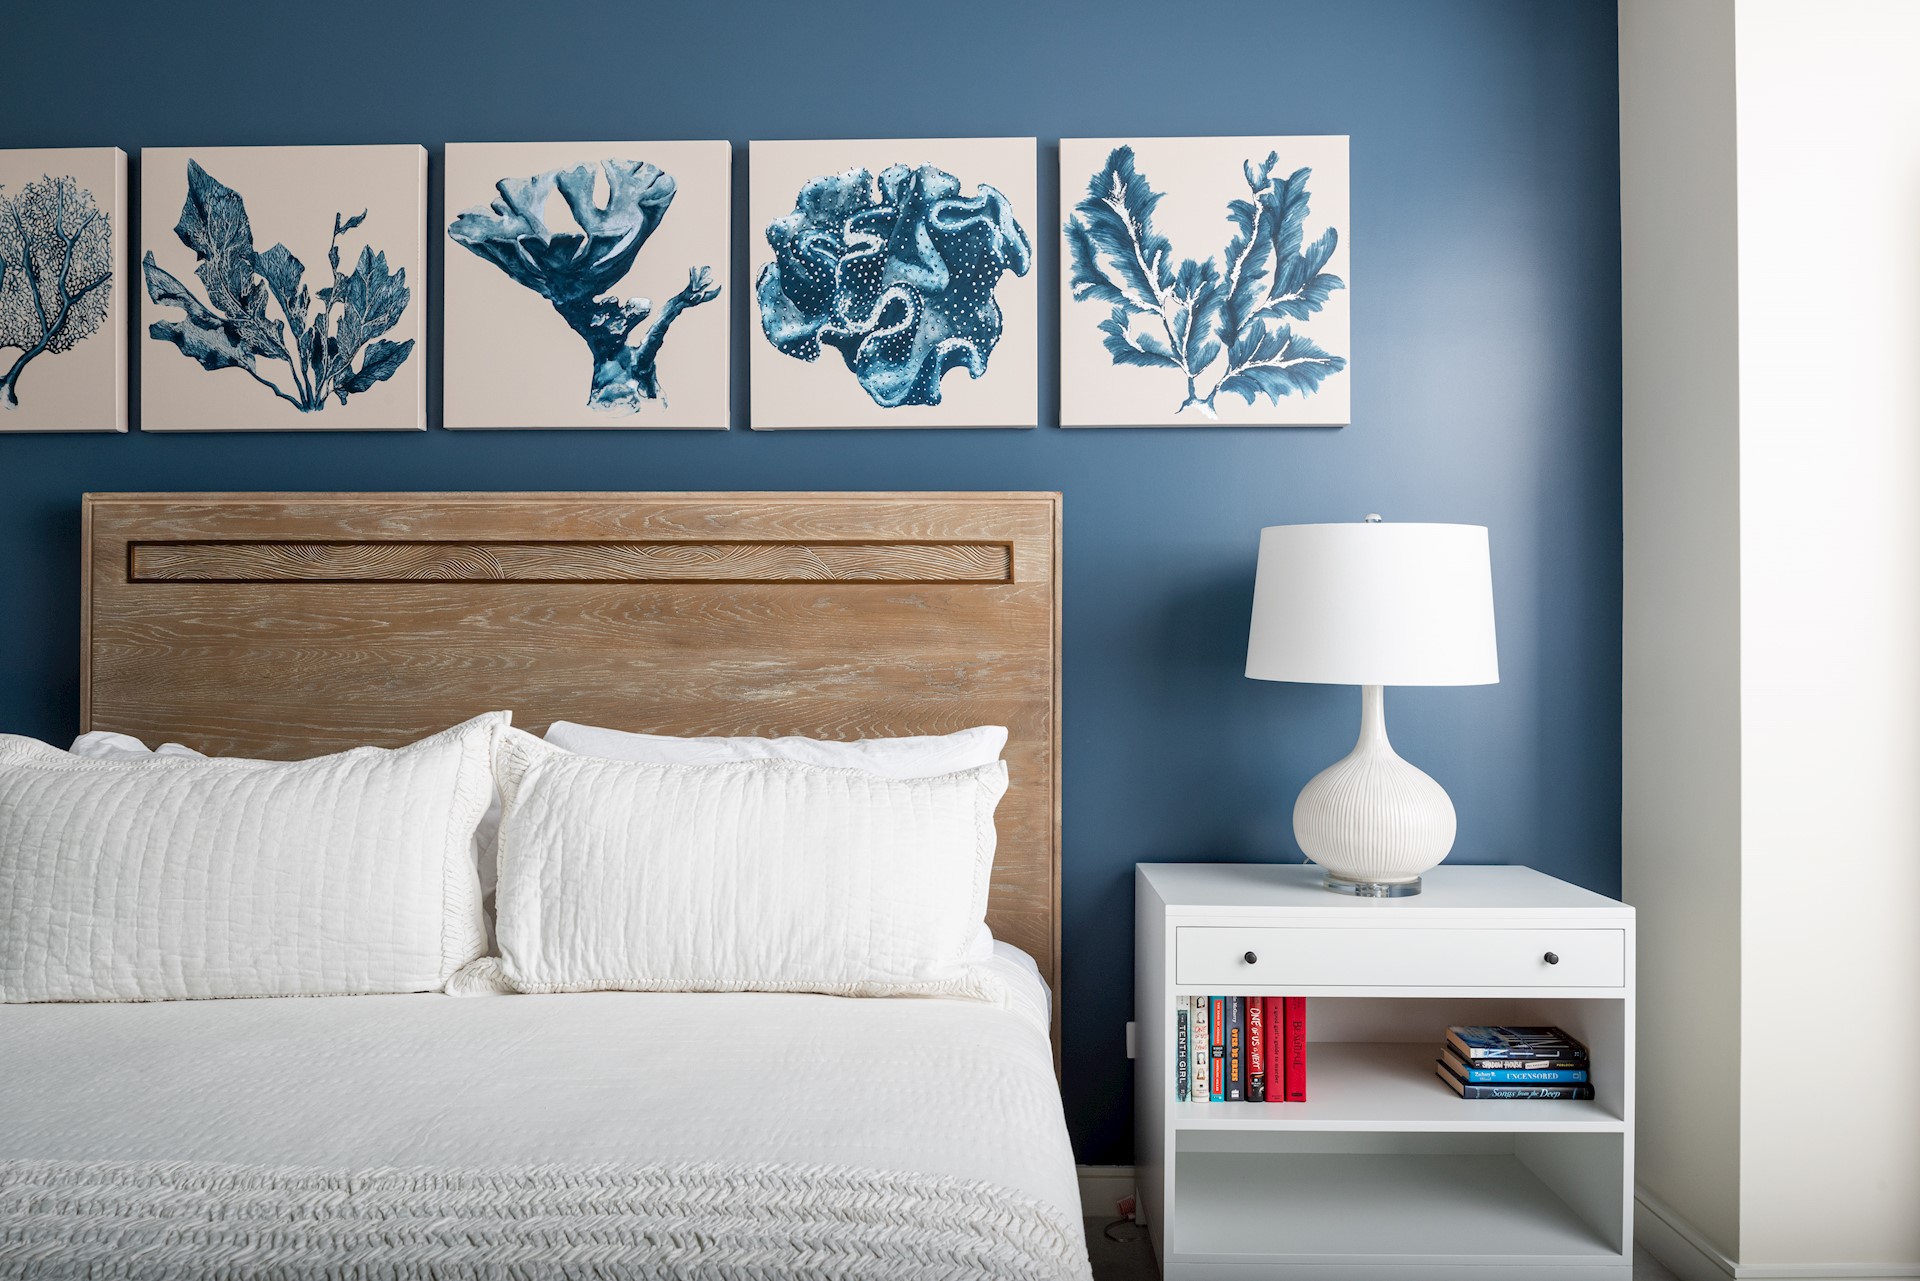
541 720 1007 778
68 731 205 761
492 728 1008 1000
0 712 505 1003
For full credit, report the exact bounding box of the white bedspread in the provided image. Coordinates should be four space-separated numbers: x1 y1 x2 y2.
0 955 1085 1279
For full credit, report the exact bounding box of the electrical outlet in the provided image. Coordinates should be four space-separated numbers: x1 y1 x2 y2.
1125 1021 1137 1059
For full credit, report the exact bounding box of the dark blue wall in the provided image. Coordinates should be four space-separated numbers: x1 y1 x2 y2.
0 0 1622 1163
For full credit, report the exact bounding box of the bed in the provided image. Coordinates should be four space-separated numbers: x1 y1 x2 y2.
0 492 1081 1280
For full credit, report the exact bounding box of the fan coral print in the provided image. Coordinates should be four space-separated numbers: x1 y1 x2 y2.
449 159 719 412
0 175 112 408
1066 146 1345 417
756 163 1032 408
142 160 413 412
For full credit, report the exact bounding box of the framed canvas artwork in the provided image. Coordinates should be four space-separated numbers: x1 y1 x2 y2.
444 141 730 429
140 145 427 431
1059 135 1350 427
749 137 1037 429
0 147 126 432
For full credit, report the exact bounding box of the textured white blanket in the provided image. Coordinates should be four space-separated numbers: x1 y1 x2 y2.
0 1158 1092 1280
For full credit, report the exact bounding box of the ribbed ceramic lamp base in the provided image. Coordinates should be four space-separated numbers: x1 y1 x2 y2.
1293 685 1457 896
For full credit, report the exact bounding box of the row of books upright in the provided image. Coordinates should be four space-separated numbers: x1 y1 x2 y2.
1175 996 1307 1103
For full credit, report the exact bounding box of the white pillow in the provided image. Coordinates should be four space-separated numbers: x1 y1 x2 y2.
492 728 1007 1000
0 713 506 1003
73 728 509 941
541 720 1008 962
68 731 206 761
541 721 1007 777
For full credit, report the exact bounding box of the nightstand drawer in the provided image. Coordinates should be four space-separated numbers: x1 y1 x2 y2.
1174 925 1626 988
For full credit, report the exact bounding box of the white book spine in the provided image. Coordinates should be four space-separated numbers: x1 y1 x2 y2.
1188 995 1209 1102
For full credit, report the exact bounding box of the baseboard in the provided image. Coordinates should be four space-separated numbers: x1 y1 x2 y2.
1076 1165 1135 1220
1636 1185 1920 1280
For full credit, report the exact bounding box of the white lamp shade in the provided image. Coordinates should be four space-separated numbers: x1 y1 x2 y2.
1246 521 1499 686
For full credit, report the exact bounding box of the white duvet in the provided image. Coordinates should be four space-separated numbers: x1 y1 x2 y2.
0 955 1086 1279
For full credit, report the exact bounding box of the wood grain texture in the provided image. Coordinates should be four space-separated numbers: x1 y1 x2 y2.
129 540 1013 584
82 492 1062 1065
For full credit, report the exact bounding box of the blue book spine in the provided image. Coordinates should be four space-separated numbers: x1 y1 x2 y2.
1463 1066 1589 1084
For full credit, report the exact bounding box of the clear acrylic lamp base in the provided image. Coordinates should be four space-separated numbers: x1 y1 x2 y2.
1293 685 1457 897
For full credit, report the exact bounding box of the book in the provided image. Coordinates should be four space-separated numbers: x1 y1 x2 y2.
1189 996 1209 1104
1446 1026 1588 1062
1457 1055 1589 1071
1246 996 1266 1102
1225 996 1244 1100
1262 996 1286 1101
1174 1005 1190 1102
1436 1059 1595 1100
1283 996 1307 1102
1440 1047 1588 1084
1209 996 1226 1102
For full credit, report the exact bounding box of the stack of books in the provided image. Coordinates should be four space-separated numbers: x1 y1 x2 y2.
1174 996 1306 1103
1436 1025 1594 1099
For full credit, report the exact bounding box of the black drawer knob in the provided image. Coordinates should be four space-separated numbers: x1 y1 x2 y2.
1243 950 1259 965
1543 951 1560 965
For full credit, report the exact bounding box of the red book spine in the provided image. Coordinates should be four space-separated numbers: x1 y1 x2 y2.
1283 996 1307 1102
1263 997 1286 1101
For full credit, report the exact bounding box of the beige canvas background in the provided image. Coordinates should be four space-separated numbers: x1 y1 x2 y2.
140 145 427 431
0 147 126 433
1059 135 1351 427
443 141 731 430
749 137 1038 429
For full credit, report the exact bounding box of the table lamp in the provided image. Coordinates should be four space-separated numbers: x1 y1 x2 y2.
1245 516 1498 896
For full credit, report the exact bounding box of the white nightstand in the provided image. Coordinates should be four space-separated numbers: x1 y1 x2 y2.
1135 862 1635 1280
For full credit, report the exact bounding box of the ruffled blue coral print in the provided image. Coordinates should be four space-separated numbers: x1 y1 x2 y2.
757 164 1032 408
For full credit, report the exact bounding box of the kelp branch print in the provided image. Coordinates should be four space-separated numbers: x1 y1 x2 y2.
142 160 413 412
0 175 112 408
757 163 1032 408
448 159 719 412
1066 145 1345 417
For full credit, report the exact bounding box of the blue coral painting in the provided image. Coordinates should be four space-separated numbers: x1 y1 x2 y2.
751 139 1038 428
443 142 730 429
0 147 126 432
1060 136 1351 427
139 146 427 431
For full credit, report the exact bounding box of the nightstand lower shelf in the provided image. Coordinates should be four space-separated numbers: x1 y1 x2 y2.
1171 1150 1622 1275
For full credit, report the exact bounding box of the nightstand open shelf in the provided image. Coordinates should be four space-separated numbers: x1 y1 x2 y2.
1136 863 1636 1281
1171 1041 1625 1132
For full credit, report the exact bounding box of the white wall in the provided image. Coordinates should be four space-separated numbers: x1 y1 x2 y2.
1619 0 1744 1258
1734 1 1920 1265
1622 0 1920 1271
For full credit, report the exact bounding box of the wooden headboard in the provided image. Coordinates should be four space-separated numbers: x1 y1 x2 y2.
81 491 1062 1056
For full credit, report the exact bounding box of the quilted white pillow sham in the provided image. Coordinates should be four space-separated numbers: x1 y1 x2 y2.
541 720 1008 778
491 729 1008 999
0 713 505 1003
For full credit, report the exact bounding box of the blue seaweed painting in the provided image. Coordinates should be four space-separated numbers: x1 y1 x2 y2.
0 174 113 409
1066 146 1345 417
756 163 1032 408
142 161 413 412
448 159 719 412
